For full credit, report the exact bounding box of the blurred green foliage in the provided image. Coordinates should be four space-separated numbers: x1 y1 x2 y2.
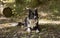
11 0 60 20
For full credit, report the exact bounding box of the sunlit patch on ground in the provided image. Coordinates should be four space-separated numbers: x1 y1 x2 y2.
0 25 60 38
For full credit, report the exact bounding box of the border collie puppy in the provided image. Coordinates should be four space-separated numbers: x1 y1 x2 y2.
24 8 40 33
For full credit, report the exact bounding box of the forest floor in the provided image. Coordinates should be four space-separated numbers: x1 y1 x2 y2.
0 17 60 38
0 23 60 38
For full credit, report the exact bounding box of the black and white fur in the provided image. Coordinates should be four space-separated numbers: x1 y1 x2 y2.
24 8 40 33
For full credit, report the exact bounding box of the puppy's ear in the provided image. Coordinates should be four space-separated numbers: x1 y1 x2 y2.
34 8 38 13
29 9 32 13
34 8 39 19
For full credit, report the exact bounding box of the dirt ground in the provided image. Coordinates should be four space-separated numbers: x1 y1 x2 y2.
0 24 60 38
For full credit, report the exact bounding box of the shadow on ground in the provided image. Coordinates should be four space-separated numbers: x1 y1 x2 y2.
0 24 60 38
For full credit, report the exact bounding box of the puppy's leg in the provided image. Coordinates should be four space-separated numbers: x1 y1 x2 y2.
26 27 31 33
